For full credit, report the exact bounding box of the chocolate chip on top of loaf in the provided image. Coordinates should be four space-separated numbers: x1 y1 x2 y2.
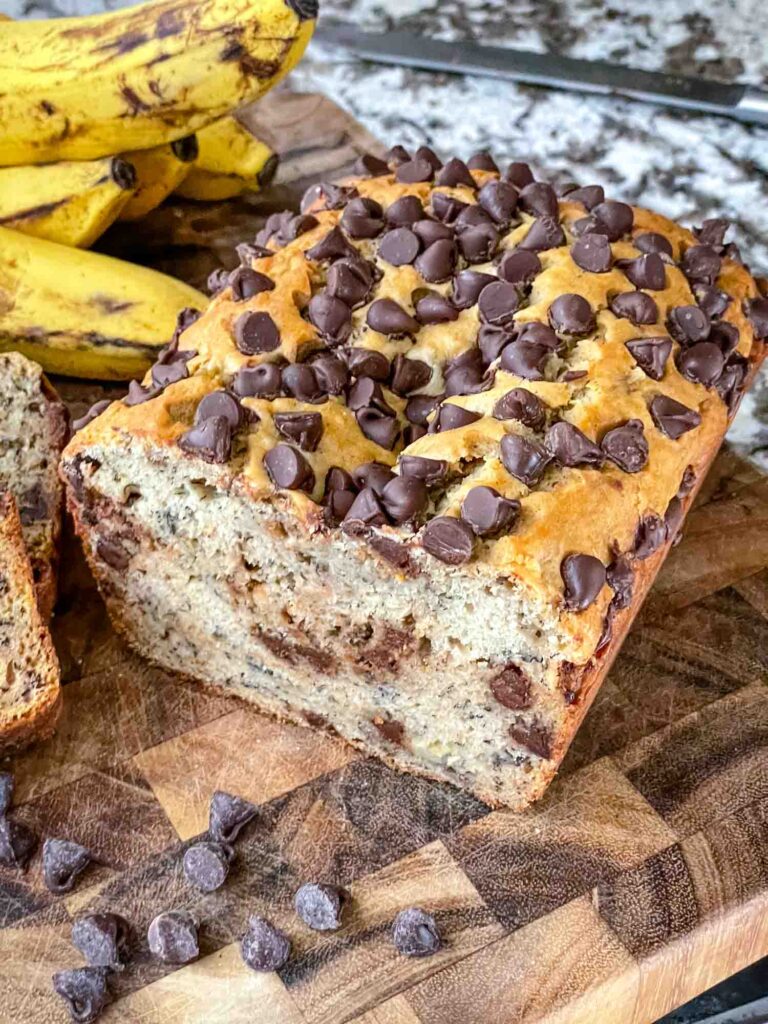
63 147 767 810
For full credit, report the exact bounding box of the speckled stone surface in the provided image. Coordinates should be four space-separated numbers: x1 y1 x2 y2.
9 0 768 469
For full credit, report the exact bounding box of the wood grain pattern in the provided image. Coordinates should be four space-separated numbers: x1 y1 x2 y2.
1 91 767 1024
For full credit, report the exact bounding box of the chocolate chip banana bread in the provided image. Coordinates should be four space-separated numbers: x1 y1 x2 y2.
61 147 767 809
0 493 61 752
0 353 68 618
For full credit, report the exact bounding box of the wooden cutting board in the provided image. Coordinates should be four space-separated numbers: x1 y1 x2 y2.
2 91 768 1024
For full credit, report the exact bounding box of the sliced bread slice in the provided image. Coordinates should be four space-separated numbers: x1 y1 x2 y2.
0 493 61 752
0 353 68 617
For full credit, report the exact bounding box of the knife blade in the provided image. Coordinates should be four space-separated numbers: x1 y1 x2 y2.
314 21 768 127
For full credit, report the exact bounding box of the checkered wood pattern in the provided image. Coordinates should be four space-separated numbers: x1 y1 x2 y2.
1 93 767 1024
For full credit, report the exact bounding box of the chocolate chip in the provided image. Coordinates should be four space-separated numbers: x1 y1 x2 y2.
492 388 546 429
610 291 658 325
490 664 531 709
0 773 12 816
396 157 434 184
509 717 553 759
72 400 111 433
367 298 419 335
390 355 432 396
311 352 349 394
495 251 539 288
570 233 612 274
477 281 520 327
561 369 588 381
274 412 324 452
477 179 519 225
341 197 384 239
682 244 721 284
325 487 356 525
381 475 428 524
234 311 281 355
500 433 551 485
518 321 561 349
295 882 347 931
434 157 475 188
633 232 673 257
356 407 400 449
591 200 633 241
451 270 496 309
178 416 232 464
43 837 92 893
519 215 566 251
468 151 499 172
564 184 605 210
348 376 393 413
151 357 189 389
458 223 499 264
649 395 701 439
477 325 512 364
343 487 387 532
183 840 232 893
461 486 519 538
413 219 454 246
406 394 442 427
236 242 273 265
196 390 242 429
499 339 549 380
354 152 389 177
421 516 474 565
343 348 390 382
72 913 131 971
744 297 768 339
386 195 424 225
431 192 467 224
505 161 535 189
241 915 291 972
549 294 595 335
665 495 685 542
325 466 357 496
634 514 667 559
694 218 730 247
716 352 749 412
123 380 161 407
601 419 649 472
52 967 110 1023
678 341 725 387
399 456 448 484
308 292 352 344
414 290 458 324
667 305 710 346
693 283 730 319
606 554 633 609
306 226 357 262
304 182 359 211
561 553 606 610
229 267 275 302
386 145 411 166
444 349 491 396
327 257 376 308
430 403 481 432
415 239 456 283
392 907 441 957
282 363 325 403
546 421 603 467
625 337 672 380
678 466 697 497
0 816 36 869
148 910 199 965
620 253 667 291
264 443 315 491
379 227 421 266
232 363 282 399
518 181 558 218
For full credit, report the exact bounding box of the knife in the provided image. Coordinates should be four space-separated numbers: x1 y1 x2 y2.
314 21 768 127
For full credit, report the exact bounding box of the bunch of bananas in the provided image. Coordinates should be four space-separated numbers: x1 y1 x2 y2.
0 0 316 379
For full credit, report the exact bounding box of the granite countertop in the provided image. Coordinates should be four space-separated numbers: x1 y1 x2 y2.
11 0 768 469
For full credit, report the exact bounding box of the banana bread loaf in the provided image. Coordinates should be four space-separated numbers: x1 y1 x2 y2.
60 147 767 809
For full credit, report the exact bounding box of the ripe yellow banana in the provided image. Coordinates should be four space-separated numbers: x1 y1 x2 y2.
0 226 205 380
0 0 317 166
0 156 136 248
174 116 278 201
119 135 198 221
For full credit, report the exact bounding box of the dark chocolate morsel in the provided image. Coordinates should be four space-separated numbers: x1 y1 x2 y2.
274 412 324 452
392 907 442 957
505 161 535 189
302 182 359 211
381 475 428 524
435 157 476 188
493 388 546 429
209 790 258 844
281 363 325 403
196 390 241 429
499 339 550 380
241 916 291 972
606 554 634 609
52 967 111 1024
600 419 649 473
344 348 390 382
498 249 541 286
326 257 375 307
677 341 725 387
549 293 596 335
354 152 389 177
367 298 419 336
356 407 400 449
234 311 281 355
570 233 612 274
430 191 467 224
73 399 111 433
385 145 411 166
458 223 499 264
183 840 232 893
634 514 668 559
461 486 520 538
478 281 520 327
500 433 552 485
405 394 442 427
228 267 275 302
490 664 532 709
342 487 387 532
396 158 434 184
649 395 701 439
609 291 659 325
591 200 633 241
467 151 499 172
420 516 475 565
353 463 396 494
561 553 606 611
509 717 553 759
295 882 347 931
564 184 605 210
625 336 672 380
430 403 481 433
264 444 315 492
42 838 92 894
232 364 282 400
477 179 519 224
414 290 458 324
386 195 425 225
72 913 131 971
341 197 384 239
308 292 352 345
682 244 722 284
0 816 37 869
518 215 566 251
744 297 768 339
310 352 349 395
123 380 161 407
390 355 432 396
545 421 603 467
633 231 674 257
715 352 749 413
518 181 558 218
414 239 456 283
412 219 453 246
178 416 232 464
665 496 685 542
379 227 421 266
694 217 730 247
451 270 496 310
398 456 449 484
305 226 357 263
667 304 710 344
148 910 199 964
618 253 666 290
478 324 513 364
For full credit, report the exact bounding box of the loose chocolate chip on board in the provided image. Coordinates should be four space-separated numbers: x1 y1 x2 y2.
431 403 481 433
509 717 553 759
306 227 358 263
619 253 667 290
234 311 281 355
414 291 458 324
72 913 131 971
634 514 668 559
549 293 596 335
609 291 659 325
380 476 428 524
744 297 768 339
311 353 349 395
545 421 603 467
367 298 419 336
500 434 552 486
591 200 633 241
601 419 649 473
436 157 476 188
633 231 674 257
43 838 92 894
209 790 257 844
392 907 442 957
273 412 324 452
561 553 606 611
0 773 13 815
564 184 605 210
493 388 546 429
518 215 566 251
52 967 111 1024
518 181 559 218
625 337 672 380
228 267 275 302
650 395 702 439
490 664 532 709
379 227 421 266
241 915 291 972
667 304 710 345
183 840 232 893
570 233 612 273
477 179 519 224
282 364 326 403
461 486 520 538
606 554 634 609
196 390 242 429
505 161 535 189
354 152 389 177
295 882 347 931
452 269 496 309
682 244 722 284
421 516 475 565
398 455 449 484
386 195 425 225
178 416 232 464
0 816 36 869
341 197 385 239
148 910 199 964
415 239 457 283
232 364 282 400
468 150 499 172
678 341 725 387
